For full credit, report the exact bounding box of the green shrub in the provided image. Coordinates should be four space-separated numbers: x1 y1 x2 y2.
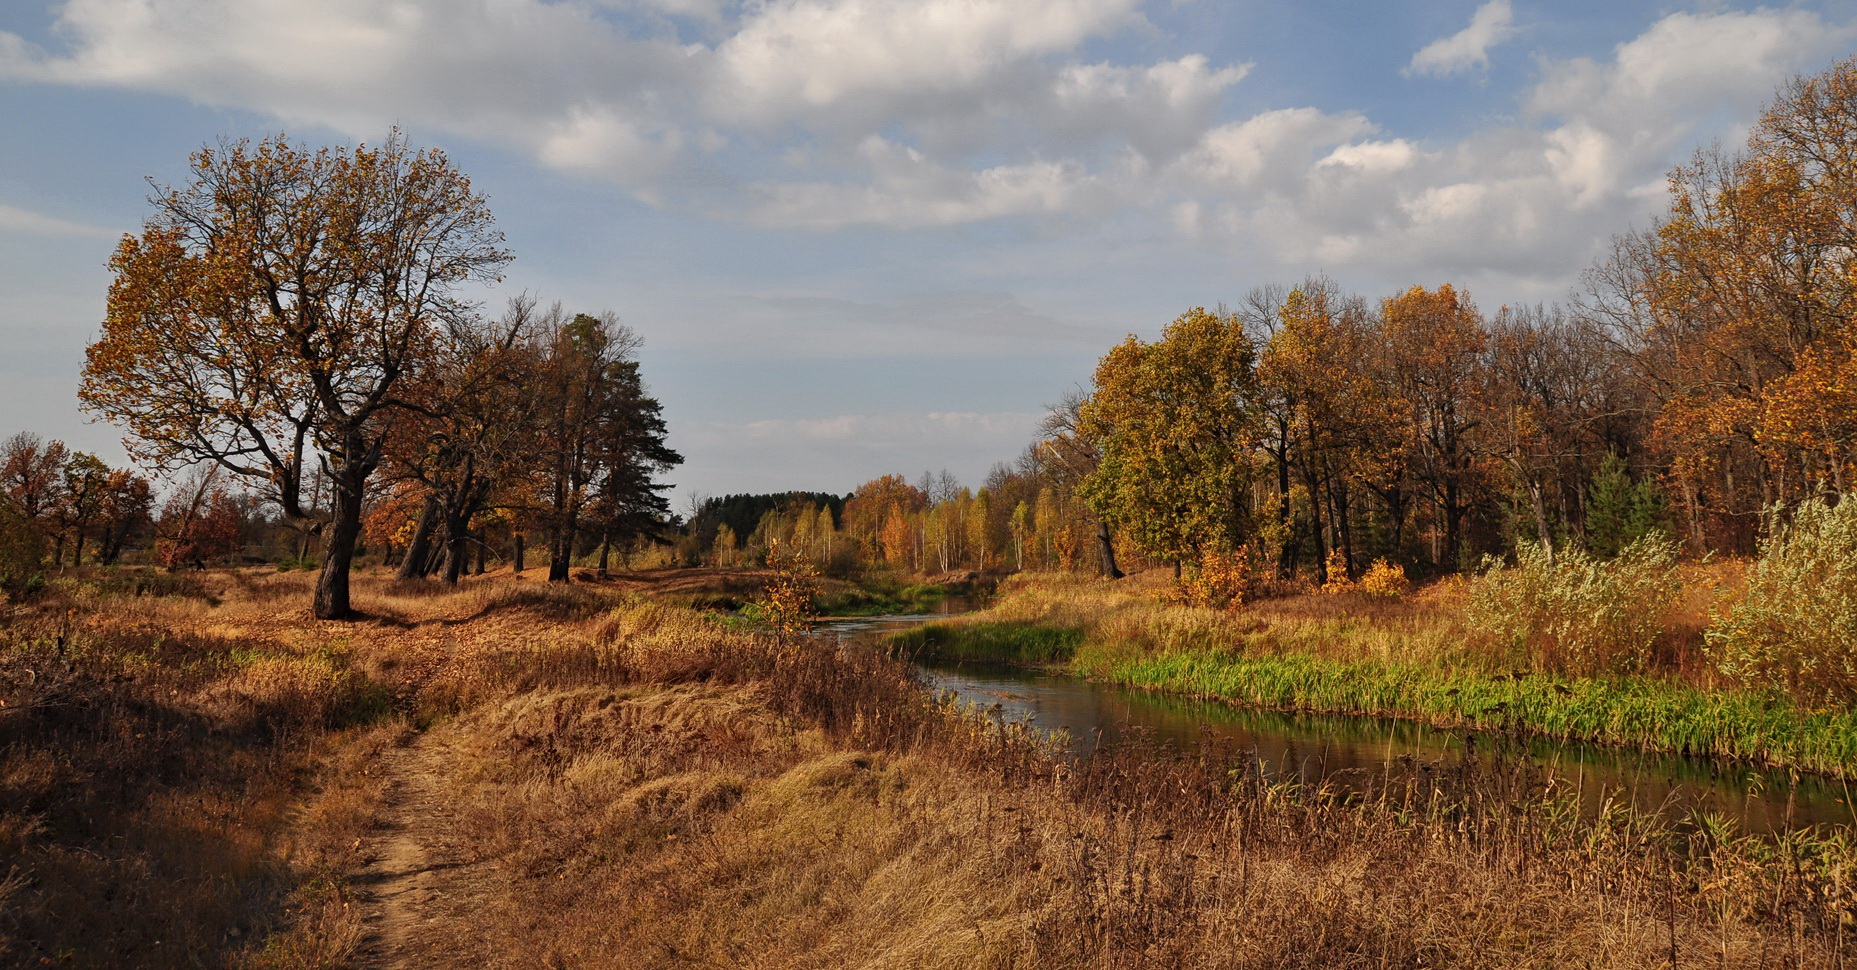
1708 497 1857 705
1466 536 1680 675
0 498 44 597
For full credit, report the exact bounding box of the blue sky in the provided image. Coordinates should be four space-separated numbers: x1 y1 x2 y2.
1 0 1853 504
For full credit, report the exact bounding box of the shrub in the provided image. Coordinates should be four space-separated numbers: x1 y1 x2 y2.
0 498 44 597
1708 497 1857 705
1319 549 1355 594
1162 547 1253 609
1357 559 1411 599
1317 554 1410 599
1466 536 1680 675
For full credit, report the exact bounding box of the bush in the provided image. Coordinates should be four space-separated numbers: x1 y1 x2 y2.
1358 559 1411 599
1320 555 1411 599
1162 547 1253 609
0 498 44 597
1466 536 1680 675
1708 497 1857 705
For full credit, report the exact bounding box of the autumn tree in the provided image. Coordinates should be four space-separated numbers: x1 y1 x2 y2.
1037 388 1123 578
1380 284 1490 568
386 298 548 584
50 453 108 566
1257 284 1386 582
841 474 926 571
1581 58 1857 550
155 468 245 570
93 468 154 564
1078 307 1262 571
82 133 510 617
530 310 681 582
0 493 42 594
1 433 67 530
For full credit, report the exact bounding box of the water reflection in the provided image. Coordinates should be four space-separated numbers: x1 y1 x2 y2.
812 609 1855 833
920 660 1857 834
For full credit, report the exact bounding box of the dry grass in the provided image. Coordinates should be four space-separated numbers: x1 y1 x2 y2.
1 565 1850 967
408 608 1854 969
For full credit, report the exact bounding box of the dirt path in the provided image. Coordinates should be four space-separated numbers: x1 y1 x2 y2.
353 731 472 969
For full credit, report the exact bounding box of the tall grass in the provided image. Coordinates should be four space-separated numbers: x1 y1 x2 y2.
6 566 1854 966
417 585 1856 968
1465 536 1682 675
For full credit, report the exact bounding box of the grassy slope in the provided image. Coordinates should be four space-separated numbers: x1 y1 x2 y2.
891 572 1857 778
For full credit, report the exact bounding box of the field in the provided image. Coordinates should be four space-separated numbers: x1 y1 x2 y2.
1 567 1852 968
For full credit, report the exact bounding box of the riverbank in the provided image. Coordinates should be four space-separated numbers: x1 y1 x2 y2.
888 572 1857 779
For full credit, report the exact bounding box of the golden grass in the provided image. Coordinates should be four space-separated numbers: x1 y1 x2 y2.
0 564 1849 968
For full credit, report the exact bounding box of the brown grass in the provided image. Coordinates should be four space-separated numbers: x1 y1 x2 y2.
0 565 1848 968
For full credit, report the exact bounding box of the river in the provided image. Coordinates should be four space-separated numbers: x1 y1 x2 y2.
818 610 1856 834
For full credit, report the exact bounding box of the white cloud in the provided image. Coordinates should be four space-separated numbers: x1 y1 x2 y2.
712 0 1139 124
747 142 1101 228
1166 8 1856 288
1 1 1852 288
0 0 1250 228
0 203 114 238
1177 108 1375 189
1406 0 1516 78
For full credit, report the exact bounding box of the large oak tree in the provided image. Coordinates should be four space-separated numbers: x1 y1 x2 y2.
82 133 510 618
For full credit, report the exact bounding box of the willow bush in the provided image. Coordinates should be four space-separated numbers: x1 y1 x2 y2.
1466 536 1680 675
1709 497 1857 706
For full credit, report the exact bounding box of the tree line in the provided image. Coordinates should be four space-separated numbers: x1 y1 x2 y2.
64 133 680 618
1064 60 1857 583
689 59 1857 588
1077 64 1857 583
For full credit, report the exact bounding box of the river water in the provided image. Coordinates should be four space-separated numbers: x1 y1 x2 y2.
816 611 1857 834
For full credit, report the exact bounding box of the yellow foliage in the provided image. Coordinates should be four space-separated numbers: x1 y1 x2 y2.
1162 546 1254 609
1319 549 1356 594
1358 559 1411 599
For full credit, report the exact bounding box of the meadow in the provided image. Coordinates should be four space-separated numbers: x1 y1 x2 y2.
1 566 1853 967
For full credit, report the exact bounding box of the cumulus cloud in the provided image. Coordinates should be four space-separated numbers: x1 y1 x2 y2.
1406 0 1517 78
0 0 1204 225
1164 7 1855 288
1 0 1852 286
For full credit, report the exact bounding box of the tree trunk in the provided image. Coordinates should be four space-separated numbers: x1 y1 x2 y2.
1096 519 1123 579
442 510 469 586
549 520 576 582
1526 478 1555 565
396 495 440 580
1273 422 1295 579
1302 459 1328 585
314 478 365 620
514 533 525 574
1443 480 1463 570
598 533 611 576
1332 474 1354 580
